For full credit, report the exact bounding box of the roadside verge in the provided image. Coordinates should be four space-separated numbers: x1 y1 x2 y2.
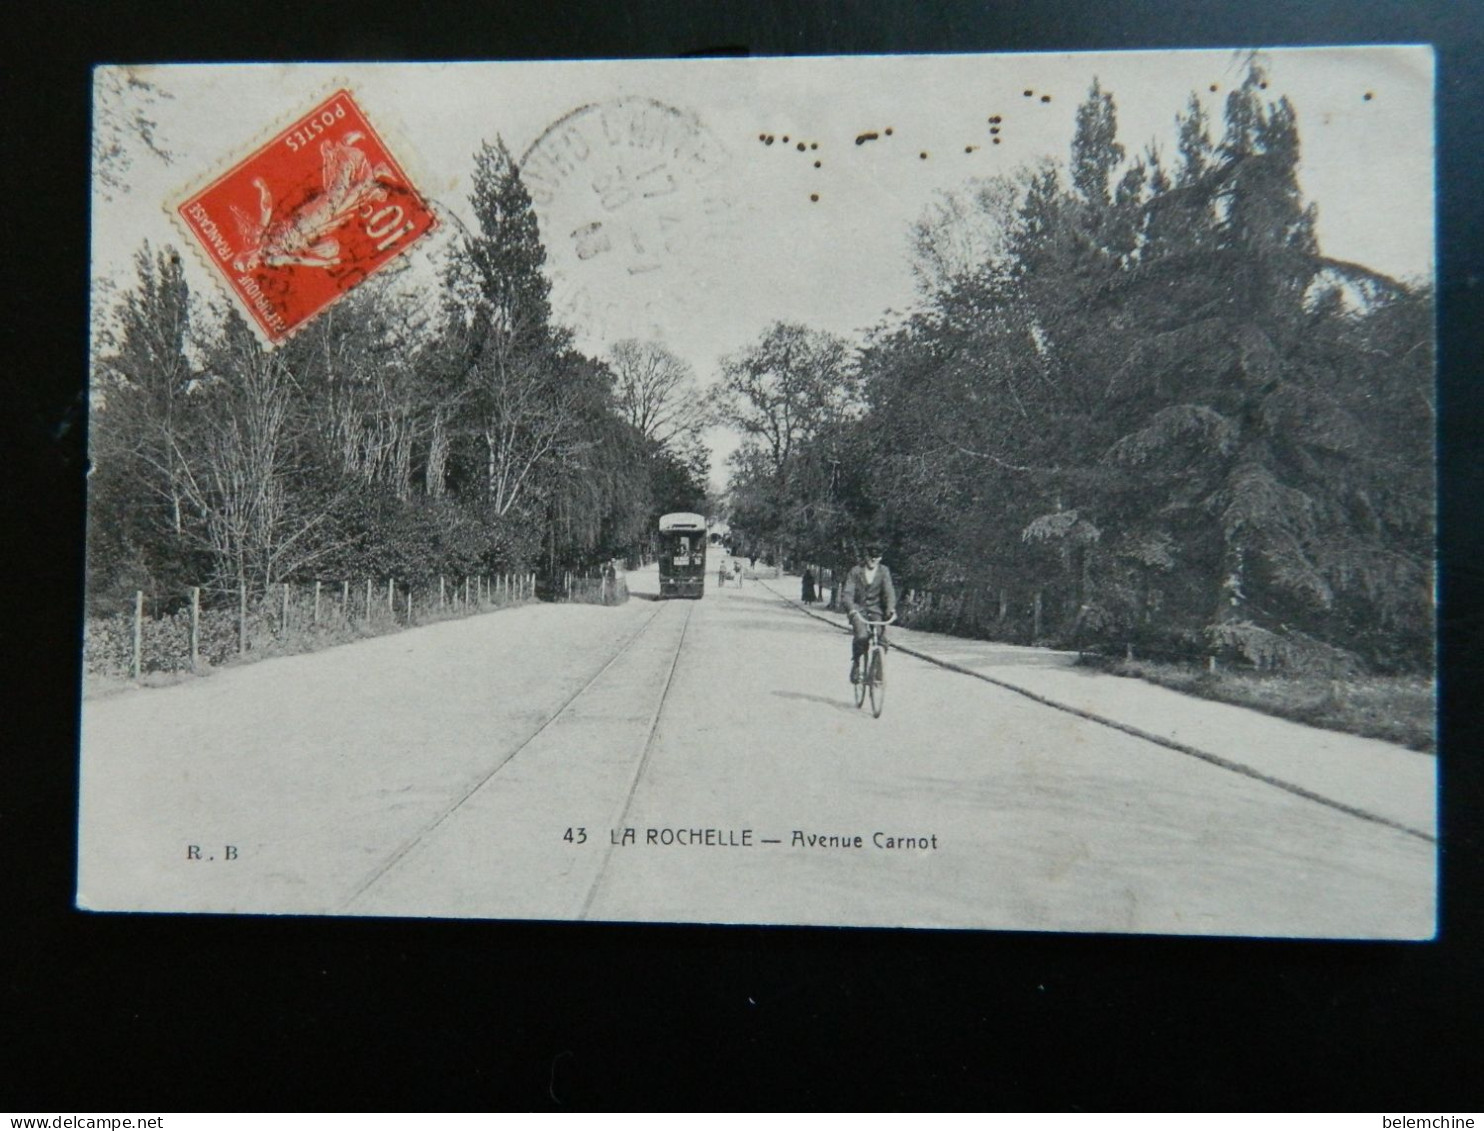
757 578 1436 843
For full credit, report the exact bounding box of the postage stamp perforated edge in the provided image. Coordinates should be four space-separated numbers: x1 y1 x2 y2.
163 76 441 348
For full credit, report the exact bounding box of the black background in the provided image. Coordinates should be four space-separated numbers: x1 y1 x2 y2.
5 0 1481 1111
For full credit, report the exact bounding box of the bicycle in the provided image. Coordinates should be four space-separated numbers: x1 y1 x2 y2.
851 613 896 718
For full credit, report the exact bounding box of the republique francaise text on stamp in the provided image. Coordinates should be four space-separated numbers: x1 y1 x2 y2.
173 89 438 344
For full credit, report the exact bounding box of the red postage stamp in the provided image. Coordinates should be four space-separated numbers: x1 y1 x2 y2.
175 89 437 344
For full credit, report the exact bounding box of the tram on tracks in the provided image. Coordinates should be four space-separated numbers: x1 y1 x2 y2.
657 512 707 599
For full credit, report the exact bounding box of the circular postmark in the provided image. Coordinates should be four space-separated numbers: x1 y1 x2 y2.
520 96 737 348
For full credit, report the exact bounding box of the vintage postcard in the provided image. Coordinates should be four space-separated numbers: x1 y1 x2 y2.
82 49 1436 937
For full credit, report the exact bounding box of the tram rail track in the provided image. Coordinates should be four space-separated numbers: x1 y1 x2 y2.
577 600 696 920
342 598 695 912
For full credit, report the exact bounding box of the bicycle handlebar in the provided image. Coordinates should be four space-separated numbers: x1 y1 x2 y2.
853 613 897 626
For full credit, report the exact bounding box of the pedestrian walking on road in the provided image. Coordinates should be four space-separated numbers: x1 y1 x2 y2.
802 568 817 604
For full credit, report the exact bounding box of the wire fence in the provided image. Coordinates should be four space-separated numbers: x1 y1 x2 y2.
537 567 630 606
84 569 629 683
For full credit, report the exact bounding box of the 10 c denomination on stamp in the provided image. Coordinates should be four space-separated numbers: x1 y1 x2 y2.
174 89 437 345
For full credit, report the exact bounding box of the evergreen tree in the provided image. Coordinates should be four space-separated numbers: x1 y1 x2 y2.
1078 65 1428 668
439 138 576 519
819 61 1432 668
1071 79 1124 210
449 138 554 353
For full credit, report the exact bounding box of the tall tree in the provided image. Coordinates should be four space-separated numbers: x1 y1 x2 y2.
907 174 1024 294
1051 65 1427 667
713 322 857 561
439 139 578 518
607 338 705 448
1070 78 1125 210
175 311 348 596
714 323 856 481
447 138 554 352
288 278 439 503
824 62 1431 669
88 244 201 604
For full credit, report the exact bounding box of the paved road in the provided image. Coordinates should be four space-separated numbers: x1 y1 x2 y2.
77 552 1435 938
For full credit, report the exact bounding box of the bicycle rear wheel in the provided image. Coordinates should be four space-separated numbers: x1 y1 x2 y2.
869 649 885 717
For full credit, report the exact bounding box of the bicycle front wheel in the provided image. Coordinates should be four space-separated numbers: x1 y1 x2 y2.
853 654 867 707
869 649 885 717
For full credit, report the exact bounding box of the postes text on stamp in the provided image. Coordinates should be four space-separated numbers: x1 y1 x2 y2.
175 89 437 344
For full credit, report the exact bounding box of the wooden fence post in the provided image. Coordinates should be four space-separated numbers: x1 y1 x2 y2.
365 578 373 621
406 589 412 623
239 582 248 655
281 583 289 635
387 578 395 614
313 580 321 626
190 586 200 670
342 580 349 622
439 576 445 609
132 590 143 680
1032 590 1043 642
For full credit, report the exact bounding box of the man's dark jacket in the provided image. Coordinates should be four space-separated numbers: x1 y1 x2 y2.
841 563 897 619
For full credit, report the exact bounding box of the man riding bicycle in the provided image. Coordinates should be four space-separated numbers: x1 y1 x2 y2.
841 541 897 684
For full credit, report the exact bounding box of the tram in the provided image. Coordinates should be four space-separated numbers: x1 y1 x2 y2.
657 512 708 599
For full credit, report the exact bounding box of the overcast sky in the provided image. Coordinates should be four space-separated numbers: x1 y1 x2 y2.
93 47 1434 484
